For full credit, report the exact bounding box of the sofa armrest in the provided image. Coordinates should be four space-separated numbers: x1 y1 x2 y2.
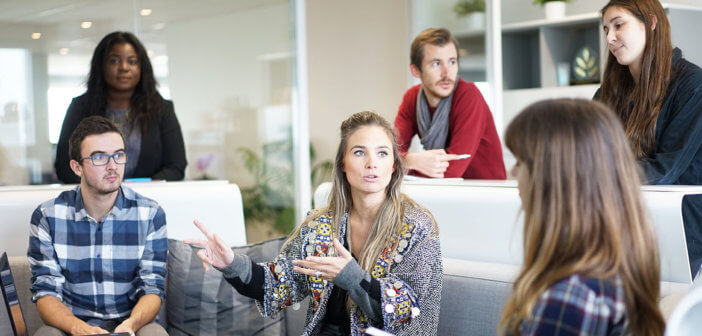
8 256 45 335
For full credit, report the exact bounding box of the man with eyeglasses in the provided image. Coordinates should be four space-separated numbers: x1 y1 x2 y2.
27 116 168 336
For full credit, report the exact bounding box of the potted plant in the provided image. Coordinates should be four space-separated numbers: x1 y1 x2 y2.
454 0 486 30
533 0 572 20
237 141 332 237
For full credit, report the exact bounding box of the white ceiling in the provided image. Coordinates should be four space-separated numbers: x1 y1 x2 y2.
0 0 285 54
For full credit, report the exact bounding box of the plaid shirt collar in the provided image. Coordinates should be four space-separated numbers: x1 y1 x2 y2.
73 185 126 222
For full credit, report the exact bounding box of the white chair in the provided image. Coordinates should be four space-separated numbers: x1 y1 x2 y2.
665 284 702 335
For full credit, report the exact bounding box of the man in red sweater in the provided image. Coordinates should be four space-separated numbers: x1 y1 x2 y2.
395 28 506 179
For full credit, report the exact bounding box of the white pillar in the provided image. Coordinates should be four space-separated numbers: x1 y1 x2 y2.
293 0 312 223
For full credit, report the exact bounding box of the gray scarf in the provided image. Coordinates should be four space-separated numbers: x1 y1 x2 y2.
416 81 457 150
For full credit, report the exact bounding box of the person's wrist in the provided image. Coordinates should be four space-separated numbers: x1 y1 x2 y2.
70 320 92 334
333 259 365 290
216 253 250 280
404 152 417 170
116 318 137 333
123 317 136 328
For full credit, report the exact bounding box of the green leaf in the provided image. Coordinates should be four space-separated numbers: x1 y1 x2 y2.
575 67 586 78
576 57 586 68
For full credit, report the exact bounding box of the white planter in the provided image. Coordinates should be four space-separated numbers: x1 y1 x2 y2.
465 12 485 30
544 1 566 20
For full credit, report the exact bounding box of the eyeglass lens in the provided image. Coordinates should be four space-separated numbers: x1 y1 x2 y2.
91 153 127 165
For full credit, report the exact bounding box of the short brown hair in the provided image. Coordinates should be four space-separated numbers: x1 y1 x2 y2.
68 116 124 162
410 28 459 70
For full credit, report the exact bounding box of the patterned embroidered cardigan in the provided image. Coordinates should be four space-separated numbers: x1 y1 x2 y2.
255 201 443 335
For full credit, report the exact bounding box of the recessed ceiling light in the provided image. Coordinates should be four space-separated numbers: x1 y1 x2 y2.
31 32 41 40
147 50 155 57
81 21 92 29
140 8 152 16
59 48 69 55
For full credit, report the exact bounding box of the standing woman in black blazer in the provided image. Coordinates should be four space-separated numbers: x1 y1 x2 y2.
55 31 187 183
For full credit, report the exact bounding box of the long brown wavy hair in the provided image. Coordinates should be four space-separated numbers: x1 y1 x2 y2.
597 0 672 158
500 99 664 335
285 111 436 274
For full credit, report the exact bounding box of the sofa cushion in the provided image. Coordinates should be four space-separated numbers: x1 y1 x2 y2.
166 238 287 336
438 258 517 335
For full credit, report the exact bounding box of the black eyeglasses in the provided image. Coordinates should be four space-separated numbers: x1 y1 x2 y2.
79 152 128 166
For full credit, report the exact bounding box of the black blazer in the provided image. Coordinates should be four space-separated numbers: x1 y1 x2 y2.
55 94 187 183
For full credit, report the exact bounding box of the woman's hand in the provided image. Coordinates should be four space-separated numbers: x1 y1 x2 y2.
293 238 353 281
183 220 235 271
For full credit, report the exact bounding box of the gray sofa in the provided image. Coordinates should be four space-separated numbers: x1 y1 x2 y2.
3 251 512 335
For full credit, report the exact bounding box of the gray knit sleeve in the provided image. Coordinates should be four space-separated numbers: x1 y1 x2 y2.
216 253 253 283
334 259 383 322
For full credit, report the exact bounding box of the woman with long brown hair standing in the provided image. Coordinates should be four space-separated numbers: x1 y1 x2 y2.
500 99 665 335
596 0 702 276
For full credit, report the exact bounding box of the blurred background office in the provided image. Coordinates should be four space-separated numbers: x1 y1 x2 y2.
1 0 701 242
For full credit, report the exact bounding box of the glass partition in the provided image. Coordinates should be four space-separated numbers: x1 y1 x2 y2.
0 0 304 242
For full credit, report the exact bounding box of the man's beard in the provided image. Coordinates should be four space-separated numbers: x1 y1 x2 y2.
86 173 121 195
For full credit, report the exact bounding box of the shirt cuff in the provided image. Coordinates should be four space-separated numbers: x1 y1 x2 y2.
215 253 253 284
32 291 62 303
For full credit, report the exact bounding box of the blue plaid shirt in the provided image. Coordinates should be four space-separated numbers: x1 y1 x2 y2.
27 185 167 321
520 274 627 335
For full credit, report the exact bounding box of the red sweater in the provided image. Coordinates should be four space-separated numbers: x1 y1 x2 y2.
394 79 506 179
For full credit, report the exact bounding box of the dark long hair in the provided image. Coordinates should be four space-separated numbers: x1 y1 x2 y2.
597 0 672 158
85 31 163 134
500 99 664 335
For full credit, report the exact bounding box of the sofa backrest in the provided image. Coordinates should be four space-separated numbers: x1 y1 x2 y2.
315 181 697 284
0 180 247 257
439 258 518 335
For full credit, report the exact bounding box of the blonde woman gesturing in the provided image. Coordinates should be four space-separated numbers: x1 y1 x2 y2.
186 111 442 336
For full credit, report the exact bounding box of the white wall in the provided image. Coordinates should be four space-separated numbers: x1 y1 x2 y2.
165 3 293 184
306 0 411 165
502 0 609 24
502 0 702 23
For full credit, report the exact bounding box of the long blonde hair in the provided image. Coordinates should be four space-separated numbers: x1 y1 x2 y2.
286 111 434 272
500 99 664 335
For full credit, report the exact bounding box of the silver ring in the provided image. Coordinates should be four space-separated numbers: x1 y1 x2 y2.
204 250 209 257
314 270 322 278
